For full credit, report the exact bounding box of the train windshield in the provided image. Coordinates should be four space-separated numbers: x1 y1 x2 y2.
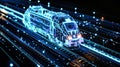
64 22 77 31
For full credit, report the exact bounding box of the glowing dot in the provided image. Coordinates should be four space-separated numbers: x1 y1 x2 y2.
54 47 57 49
90 37 92 39
74 7 77 10
48 2 50 4
73 35 76 37
10 63 13 67
38 40 40 42
60 8 63 10
46 42 48 44
83 21 86 23
96 19 99 21
74 11 77 14
38 0 40 3
101 17 104 21
56 65 59 67
17 30 19 32
94 33 97 36
82 15 84 17
48 2 50 7
116 32 119 34
93 16 95 19
23 31 25 33
37 64 40 67
79 15 81 17
93 11 96 14
50 60 53 63
42 50 45 53
110 39 113 41
15 19 17 21
23 7 25 9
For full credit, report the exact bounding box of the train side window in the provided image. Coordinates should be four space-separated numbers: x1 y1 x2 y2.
43 10 48 14
30 16 50 32
43 19 50 25
59 18 65 23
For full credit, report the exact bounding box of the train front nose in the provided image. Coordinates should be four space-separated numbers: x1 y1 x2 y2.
65 34 84 47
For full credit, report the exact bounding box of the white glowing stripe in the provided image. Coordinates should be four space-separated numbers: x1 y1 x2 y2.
0 4 23 16
81 44 120 63
10 12 23 20
0 9 8 14
0 4 23 20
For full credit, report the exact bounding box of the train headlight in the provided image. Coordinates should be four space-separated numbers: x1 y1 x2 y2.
67 36 72 40
77 34 82 38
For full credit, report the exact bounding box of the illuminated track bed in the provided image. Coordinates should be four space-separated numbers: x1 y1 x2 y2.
0 12 95 67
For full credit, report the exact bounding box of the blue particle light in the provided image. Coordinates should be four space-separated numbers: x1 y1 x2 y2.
37 64 40 67
10 63 13 67
0 4 23 20
93 11 96 14
23 5 83 47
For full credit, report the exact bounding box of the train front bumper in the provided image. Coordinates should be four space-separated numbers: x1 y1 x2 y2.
65 38 84 47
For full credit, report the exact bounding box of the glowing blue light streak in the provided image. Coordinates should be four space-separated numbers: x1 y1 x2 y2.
79 25 120 55
1 4 119 64
0 4 23 20
81 44 120 63
9 12 23 20
0 4 23 16
0 28 43 67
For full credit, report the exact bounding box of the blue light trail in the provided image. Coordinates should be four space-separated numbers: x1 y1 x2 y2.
0 4 120 65
80 43 120 63
0 4 23 20
0 4 23 16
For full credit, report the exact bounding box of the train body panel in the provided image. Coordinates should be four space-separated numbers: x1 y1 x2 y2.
23 5 84 47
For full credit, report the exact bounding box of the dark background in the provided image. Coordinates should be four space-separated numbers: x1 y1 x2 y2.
0 0 120 66
1 0 120 23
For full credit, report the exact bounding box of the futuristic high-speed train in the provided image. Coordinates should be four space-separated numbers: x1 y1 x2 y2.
23 5 84 47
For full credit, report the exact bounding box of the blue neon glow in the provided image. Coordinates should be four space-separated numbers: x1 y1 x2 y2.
10 63 13 67
23 5 84 47
64 22 77 30
0 4 23 20
1 4 119 65
0 4 23 16
81 44 120 63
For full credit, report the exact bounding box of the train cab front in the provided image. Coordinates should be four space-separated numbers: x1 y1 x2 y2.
63 19 84 48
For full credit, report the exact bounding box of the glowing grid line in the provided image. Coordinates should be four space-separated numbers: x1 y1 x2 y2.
81 44 120 63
